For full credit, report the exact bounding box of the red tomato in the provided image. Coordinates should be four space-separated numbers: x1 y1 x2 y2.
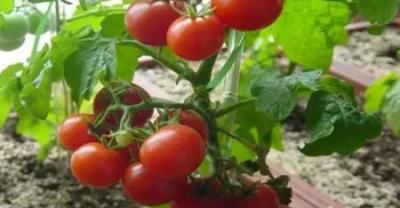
125 0 181 46
238 184 280 208
167 16 225 61
58 114 97 151
211 0 283 31
171 195 226 208
122 163 188 206
118 142 140 161
178 110 209 141
70 143 128 188
93 83 153 128
140 124 206 179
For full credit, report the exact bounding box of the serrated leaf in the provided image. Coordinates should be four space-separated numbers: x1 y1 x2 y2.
302 91 382 156
357 0 398 26
20 46 53 119
268 0 351 69
0 63 24 126
382 81 400 137
0 0 14 13
50 31 80 80
364 72 399 113
320 75 356 104
64 33 116 106
251 71 322 121
208 33 245 90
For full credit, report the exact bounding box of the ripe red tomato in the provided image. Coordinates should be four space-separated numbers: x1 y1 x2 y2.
171 195 226 208
167 16 225 61
93 83 153 128
70 143 128 188
122 163 188 206
140 124 205 179
58 114 98 151
125 0 181 46
178 110 209 141
211 0 283 31
238 184 280 208
118 142 140 162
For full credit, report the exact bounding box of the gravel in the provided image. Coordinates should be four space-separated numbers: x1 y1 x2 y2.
335 27 400 77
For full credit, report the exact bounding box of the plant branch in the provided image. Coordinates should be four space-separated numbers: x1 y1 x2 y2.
119 40 197 85
196 54 218 86
217 128 257 151
216 98 255 117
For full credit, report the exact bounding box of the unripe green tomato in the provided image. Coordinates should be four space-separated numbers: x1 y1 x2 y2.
0 13 29 40
0 37 25 51
115 131 135 148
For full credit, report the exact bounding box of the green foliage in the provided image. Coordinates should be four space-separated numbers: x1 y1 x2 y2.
265 0 351 69
302 91 382 156
364 72 399 113
251 71 322 121
356 0 399 26
382 82 400 137
0 0 14 13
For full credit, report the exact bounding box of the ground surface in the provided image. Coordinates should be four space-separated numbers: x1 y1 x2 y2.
335 27 400 77
0 115 138 208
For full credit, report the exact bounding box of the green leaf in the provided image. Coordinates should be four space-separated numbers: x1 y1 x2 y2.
357 0 398 26
16 105 56 160
0 13 5 27
0 0 14 13
20 46 53 119
0 63 24 126
271 123 284 151
364 72 399 113
207 33 245 90
115 44 142 81
320 75 356 104
50 31 80 80
302 91 382 156
64 33 116 106
251 71 322 121
268 0 351 69
100 13 126 38
382 81 400 137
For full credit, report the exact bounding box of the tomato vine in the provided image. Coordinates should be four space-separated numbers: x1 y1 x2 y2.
0 0 398 207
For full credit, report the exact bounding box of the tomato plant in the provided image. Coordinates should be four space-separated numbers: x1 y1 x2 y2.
93 83 153 128
140 124 206 179
167 16 225 61
57 114 98 151
71 142 128 188
125 0 181 46
211 0 283 31
122 163 188 206
0 0 397 207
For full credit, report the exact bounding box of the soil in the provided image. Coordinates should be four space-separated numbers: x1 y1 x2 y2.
0 114 138 208
335 27 400 77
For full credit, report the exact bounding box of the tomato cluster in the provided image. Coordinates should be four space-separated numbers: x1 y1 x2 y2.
57 82 281 207
125 0 283 61
0 8 49 51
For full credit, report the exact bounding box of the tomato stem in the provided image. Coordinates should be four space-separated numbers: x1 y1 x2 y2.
119 39 198 85
215 98 256 117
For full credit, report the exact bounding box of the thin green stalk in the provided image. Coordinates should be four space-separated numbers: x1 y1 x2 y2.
119 40 197 85
215 98 255 118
